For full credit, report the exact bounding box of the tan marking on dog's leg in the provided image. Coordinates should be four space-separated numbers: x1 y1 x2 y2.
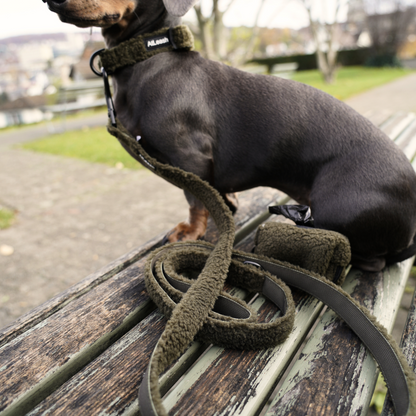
167 206 209 242
224 193 239 214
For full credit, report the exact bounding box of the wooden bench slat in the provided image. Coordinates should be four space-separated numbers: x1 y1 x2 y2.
0 235 161 348
263 259 413 416
0 257 152 415
26 311 166 416
0 188 282 416
163 292 324 416
383 282 416 415
380 112 416 139
402 127 416 160
394 117 416 148
363 109 392 127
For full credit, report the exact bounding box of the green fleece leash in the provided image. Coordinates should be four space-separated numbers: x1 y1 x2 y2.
108 120 236 416
107 121 416 416
145 243 416 416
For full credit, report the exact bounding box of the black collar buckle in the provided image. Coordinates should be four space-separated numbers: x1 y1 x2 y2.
167 28 178 50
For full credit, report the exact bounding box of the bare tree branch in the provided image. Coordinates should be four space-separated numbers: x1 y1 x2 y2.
363 0 416 64
300 0 347 83
222 0 240 15
265 0 292 27
244 0 268 61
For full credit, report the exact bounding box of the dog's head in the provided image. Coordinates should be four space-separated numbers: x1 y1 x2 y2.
43 0 199 29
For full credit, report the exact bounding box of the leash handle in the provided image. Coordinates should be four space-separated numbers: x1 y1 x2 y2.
140 247 416 416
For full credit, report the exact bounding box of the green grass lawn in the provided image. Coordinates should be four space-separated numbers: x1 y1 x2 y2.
20 126 142 170
292 66 413 101
18 66 413 167
0 108 107 134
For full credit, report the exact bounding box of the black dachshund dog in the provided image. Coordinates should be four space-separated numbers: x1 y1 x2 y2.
43 0 416 272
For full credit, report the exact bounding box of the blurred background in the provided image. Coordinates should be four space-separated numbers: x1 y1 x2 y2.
1 0 416 119
1 0 416 128
1 1 416 412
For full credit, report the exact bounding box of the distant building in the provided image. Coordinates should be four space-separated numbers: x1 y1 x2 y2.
70 41 106 81
0 31 106 128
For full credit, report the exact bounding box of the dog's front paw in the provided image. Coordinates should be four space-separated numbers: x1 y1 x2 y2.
165 221 206 243
164 206 209 243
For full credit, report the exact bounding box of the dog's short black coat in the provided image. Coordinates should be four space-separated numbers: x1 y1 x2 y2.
44 0 416 272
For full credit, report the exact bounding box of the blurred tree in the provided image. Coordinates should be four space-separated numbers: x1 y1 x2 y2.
362 0 416 66
191 0 287 66
300 0 349 84
0 92 9 105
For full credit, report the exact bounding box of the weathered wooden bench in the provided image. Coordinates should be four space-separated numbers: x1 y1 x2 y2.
1 111 416 416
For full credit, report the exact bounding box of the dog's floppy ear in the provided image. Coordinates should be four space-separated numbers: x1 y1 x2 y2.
163 0 199 16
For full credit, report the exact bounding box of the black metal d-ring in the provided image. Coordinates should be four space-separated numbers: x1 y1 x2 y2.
90 49 105 77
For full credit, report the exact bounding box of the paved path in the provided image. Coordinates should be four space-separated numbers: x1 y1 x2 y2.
345 72 416 114
0 73 416 333
0 139 188 326
0 111 108 147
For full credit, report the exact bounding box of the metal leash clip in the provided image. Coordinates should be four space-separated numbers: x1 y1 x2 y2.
89 49 117 127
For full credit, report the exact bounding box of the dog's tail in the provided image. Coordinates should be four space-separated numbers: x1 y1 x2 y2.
385 233 416 266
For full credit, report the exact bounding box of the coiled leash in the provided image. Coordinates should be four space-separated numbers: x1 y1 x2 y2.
94 25 416 416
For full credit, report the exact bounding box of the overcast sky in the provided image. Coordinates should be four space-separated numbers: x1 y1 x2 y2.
0 0 316 40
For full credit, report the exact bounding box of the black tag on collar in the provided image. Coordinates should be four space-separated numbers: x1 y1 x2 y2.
144 33 172 51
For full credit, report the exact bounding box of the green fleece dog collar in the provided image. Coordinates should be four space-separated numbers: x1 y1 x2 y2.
98 25 194 75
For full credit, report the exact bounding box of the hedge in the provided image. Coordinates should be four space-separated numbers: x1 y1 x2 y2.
251 47 372 72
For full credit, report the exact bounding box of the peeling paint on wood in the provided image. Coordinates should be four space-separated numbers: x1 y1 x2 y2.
383 286 416 416
264 259 413 416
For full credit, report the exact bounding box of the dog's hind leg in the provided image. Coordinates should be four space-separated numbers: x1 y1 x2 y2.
350 253 386 272
352 237 416 271
165 191 209 243
385 235 416 266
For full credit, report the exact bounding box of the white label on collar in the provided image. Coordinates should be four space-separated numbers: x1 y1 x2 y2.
145 34 171 51
147 37 169 48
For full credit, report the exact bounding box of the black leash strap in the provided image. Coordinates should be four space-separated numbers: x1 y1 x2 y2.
250 256 413 416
